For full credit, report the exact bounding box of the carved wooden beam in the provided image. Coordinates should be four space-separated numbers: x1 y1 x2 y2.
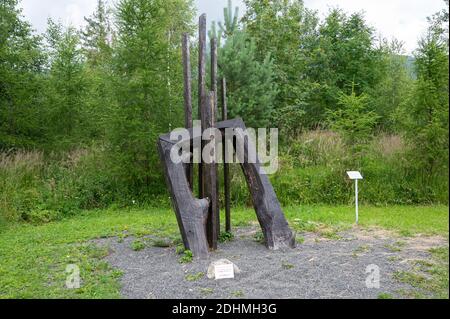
201 92 219 250
221 78 231 233
211 38 218 119
159 118 296 251
225 118 296 250
182 33 193 189
157 137 210 259
210 37 220 241
198 14 207 199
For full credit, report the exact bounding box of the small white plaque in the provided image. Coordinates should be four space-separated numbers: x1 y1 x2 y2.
347 171 363 180
214 263 235 280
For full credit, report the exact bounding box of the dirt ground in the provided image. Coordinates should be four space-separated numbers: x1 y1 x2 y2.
95 225 448 299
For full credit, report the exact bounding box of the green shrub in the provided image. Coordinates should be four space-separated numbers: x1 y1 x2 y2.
0 151 44 222
0 147 124 222
23 209 61 225
131 240 145 251
253 231 265 244
219 231 234 243
0 129 447 226
223 131 448 206
179 250 193 264
185 272 204 282
175 244 186 255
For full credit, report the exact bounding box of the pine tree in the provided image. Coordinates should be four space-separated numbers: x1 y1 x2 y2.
370 39 414 131
219 31 278 128
0 0 46 149
242 0 320 129
219 0 239 38
81 0 115 141
81 0 113 66
428 0 449 46
209 0 239 46
208 21 223 46
402 30 449 176
44 19 87 147
327 85 379 152
312 10 384 117
109 0 195 194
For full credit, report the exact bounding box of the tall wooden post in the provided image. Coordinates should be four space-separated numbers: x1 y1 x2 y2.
210 37 220 239
160 14 296 258
198 14 207 198
201 92 219 250
182 33 193 189
221 78 231 233
157 137 210 259
211 38 218 120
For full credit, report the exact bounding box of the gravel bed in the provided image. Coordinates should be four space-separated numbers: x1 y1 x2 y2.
94 227 445 299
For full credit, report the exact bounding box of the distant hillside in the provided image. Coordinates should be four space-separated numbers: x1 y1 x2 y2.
405 56 417 79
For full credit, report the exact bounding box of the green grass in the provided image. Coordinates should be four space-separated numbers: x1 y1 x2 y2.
199 287 214 295
282 205 448 236
178 250 193 264
185 272 204 282
231 290 245 298
281 261 295 270
378 292 394 299
0 207 179 299
295 236 305 244
218 231 234 243
352 245 370 258
0 205 447 299
394 246 449 299
150 238 173 248
384 241 406 252
228 205 448 237
130 240 145 251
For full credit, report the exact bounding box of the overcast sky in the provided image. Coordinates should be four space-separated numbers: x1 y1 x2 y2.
20 0 446 54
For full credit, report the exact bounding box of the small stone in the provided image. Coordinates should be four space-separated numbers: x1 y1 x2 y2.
207 259 241 279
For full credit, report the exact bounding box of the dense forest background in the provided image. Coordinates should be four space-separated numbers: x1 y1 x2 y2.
0 0 448 224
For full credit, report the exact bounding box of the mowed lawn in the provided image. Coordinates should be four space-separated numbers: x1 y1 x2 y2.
0 205 448 299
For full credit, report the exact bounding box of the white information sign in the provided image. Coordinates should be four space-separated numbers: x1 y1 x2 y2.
346 171 363 224
214 263 235 280
347 171 363 180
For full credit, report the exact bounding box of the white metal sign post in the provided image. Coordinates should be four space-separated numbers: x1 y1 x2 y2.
347 171 363 224
355 179 359 224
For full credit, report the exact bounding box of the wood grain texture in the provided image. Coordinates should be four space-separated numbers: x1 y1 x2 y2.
220 119 296 250
157 137 210 259
221 78 231 233
160 118 296 250
182 33 193 189
198 14 207 199
201 92 219 250
211 38 218 119
211 38 220 240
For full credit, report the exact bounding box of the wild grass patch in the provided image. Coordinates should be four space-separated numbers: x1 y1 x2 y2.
393 246 449 299
0 206 447 298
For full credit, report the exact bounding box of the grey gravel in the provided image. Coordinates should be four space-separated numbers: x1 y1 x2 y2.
94 226 445 299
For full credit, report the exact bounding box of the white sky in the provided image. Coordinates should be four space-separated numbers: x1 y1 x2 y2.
20 0 446 54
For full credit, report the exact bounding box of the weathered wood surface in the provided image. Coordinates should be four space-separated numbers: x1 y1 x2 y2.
198 14 207 198
211 38 218 119
157 137 210 259
210 38 220 240
201 92 219 250
219 118 296 250
221 78 231 233
182 33 193 189
160 14 293 257
159 118 296 251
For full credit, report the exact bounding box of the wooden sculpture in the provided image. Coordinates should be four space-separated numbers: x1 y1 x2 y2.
157 14 295 259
